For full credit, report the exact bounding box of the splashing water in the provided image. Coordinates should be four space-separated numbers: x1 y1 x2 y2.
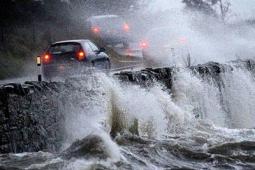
134 0 255 65
1 1 255 169
1 65 255 169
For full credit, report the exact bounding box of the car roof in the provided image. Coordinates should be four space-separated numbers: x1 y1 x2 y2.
88 15 119 20
52 39 91 45
87 15 121 22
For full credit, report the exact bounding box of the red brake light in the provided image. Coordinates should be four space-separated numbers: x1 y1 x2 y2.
76 50 86 61
123 23 130 32
139 40 149 49
42 54 51 64
91 26 100 34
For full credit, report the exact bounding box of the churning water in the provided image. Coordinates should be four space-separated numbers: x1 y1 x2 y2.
1 0 255 169
1 63 255 169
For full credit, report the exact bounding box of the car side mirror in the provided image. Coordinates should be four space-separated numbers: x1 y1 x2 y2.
95 47 106 54
95 47 105 54
99 47 106 53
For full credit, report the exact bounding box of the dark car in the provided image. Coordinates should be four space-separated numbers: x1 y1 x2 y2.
85 15 144 69
41 40 110 79
85 15 133 47
140 27 190 67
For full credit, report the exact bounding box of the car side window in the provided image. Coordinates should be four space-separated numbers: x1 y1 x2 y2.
88 42 99 52
84 43 94 54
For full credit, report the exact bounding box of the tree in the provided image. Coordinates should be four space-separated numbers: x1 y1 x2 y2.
182 0 231 22
218 0 231 22
182 0 217 15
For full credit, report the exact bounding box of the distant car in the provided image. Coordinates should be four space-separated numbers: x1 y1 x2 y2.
85 15 133 47
140 27 190 67
41 40 110 79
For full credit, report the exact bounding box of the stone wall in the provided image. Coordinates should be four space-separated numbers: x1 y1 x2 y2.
1 59 254 153
0 82 66 153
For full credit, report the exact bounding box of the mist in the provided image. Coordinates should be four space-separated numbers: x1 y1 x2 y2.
132 0 255 65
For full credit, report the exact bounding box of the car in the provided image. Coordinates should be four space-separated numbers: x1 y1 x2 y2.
85 15 133 47
140 27 190 67
40 39 111 80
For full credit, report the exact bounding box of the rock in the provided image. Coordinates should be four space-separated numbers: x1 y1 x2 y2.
115 67 174 89
115 59 255 89
61 135 108 160
0 82 65 153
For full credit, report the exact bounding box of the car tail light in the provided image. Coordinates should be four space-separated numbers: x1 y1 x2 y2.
123 23 130 32
76 50 86 61
139 40 149 49
42 54 51 64
91 26 100 34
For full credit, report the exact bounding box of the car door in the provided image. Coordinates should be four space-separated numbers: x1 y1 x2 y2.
84 42 109 69
88 42 108 61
